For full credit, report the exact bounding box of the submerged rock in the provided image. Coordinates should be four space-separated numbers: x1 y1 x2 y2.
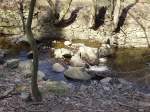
52 63 65 73
64 67 94 80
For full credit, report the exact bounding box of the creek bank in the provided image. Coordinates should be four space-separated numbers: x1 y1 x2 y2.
1 64 150 112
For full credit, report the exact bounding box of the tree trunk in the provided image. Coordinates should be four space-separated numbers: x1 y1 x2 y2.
113 0 121 29
26 0 42 101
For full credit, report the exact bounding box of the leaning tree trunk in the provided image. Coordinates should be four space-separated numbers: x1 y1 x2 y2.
26 0 42 101
113 0 121 30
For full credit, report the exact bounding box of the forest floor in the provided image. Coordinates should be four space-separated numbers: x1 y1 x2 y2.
0 64 150 112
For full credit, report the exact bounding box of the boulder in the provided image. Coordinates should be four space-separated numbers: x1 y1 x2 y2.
70 54 85 67
45 81 71 95
52 63 65 73
78 45 98 63
54 48 73 58
64 67 93 80
6 59 20 69
19 60 32 70
98 44 113 57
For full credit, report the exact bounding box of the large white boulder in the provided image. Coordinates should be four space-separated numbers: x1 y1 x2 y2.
54 48 73 58
52 63 65 72
64 67 93 80
70 54 85 67
78 45 98 62
98 44 113 57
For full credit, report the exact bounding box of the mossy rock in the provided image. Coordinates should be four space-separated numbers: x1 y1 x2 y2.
45 81 70 95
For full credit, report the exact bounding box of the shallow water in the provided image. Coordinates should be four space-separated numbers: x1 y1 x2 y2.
1 37 150 85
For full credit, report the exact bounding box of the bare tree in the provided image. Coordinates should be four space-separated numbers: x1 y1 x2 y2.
26 0 42 101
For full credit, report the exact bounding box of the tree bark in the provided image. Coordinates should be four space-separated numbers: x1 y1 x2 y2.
26 0 42 101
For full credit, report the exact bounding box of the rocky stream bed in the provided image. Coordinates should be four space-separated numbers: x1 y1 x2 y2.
1 37 150 112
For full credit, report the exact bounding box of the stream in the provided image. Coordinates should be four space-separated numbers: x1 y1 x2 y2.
1 37 150 86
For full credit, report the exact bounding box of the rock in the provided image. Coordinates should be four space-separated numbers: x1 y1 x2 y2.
64 67 93 80
16 37 29 45
99 57 107 63
6 59 20 69
20 92 31 101
52 63 65 73
38 71 46 80
54 48 73 58
0 49 5 58
64 41 72 46
45 81 71 95
101 77 112 84
19 60 32 76
88 65 109 72
24 70 46 79
78 45 98 63
0 49 8 64
70 54 85 67
27 51 33 59
19 60 32 71
63 54 72 59
79 84 87 91
98 44 113 57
